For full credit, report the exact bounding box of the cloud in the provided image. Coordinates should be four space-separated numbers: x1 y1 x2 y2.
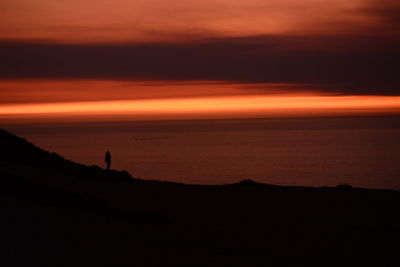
1 32 399 96
0 0 381 43
363 0 400 31
1 0 400 96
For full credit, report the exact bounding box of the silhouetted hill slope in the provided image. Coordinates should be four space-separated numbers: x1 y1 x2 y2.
0 128 132 182
1 128 400 267
0 128 169 225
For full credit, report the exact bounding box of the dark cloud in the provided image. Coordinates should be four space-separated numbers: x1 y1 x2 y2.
363 0 400 32
0 33 399 96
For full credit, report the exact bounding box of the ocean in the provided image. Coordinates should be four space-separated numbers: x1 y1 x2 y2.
3 116 400 189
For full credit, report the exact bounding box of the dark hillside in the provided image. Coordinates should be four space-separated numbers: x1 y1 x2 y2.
1 128 400 267
0 129 132 182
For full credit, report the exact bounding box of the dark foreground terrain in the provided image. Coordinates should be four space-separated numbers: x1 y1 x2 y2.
1 128 399 266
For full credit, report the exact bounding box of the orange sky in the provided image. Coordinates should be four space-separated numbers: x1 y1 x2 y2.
1 0 399 122
0 0 374 43
0 80 399 122
0 80 398 122
0 80 317 104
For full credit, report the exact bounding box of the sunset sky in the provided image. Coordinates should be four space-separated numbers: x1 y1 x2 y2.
1 0 399 121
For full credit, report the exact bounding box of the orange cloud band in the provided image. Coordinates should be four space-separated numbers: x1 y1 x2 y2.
1 94 399 122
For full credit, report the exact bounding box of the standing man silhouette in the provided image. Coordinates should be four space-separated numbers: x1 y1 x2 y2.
105 151 112 170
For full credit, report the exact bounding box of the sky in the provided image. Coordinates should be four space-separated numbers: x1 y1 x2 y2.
0 0 399 121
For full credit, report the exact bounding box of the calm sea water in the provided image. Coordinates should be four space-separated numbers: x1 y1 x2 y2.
3 116 400 189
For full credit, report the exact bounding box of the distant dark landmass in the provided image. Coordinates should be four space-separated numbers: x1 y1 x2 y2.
1 128 399 266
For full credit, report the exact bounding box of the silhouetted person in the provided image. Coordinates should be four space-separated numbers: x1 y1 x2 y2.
105 151 112 170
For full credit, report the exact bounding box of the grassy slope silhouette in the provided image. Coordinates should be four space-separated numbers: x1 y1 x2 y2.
1 128 400 267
